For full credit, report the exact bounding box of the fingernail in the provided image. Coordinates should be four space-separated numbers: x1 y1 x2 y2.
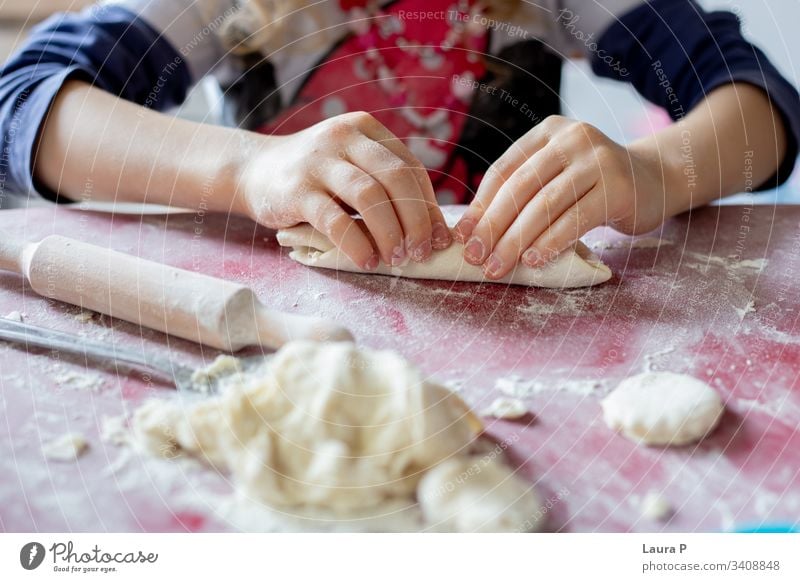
432 222 451 249
464 237 486 264
364 254 380 271
522 248 540 267
411 239 432 262
484 254 504 278
391 244 406 266
454 218 476 243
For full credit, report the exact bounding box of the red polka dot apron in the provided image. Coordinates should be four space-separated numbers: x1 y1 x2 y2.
255 0 490 204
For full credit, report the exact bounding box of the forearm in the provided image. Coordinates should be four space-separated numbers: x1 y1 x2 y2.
35 81 251 214
630 83 788 216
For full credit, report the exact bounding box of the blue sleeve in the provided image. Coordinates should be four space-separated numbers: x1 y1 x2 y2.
592 0 800 191
0 5 192 201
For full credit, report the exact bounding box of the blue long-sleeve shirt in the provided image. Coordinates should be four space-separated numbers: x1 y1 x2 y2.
592 0 800 189
0 0 798 201
0 4 190 202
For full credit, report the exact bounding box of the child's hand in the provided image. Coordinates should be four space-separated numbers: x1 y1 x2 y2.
240 111 451 270
453 115 676 279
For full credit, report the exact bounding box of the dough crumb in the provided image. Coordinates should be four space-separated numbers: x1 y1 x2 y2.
190 354 243 393
73 310 96 323
53 369 106 392
43 433 89 461
100 415 130 446
3 310 24 322
601 372 724 446
735 299 756 321
640 491 673 521
481 397 528 419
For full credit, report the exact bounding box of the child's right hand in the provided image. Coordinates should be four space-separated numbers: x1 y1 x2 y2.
238 111 451 270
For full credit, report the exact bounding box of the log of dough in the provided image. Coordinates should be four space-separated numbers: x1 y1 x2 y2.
276 206 612 288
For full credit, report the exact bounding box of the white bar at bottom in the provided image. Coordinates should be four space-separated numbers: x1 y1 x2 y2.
1 533 797 581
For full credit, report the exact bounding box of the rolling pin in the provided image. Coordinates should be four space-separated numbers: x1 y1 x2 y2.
0 235 352 351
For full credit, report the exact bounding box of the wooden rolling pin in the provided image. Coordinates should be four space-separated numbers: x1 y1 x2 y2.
0 235 352 351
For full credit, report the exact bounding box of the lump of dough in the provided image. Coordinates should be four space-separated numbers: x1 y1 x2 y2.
417 456 544 532
133 341 483 513
276 205 611 288
3 310 23 322
601 372 724 446
42 433 89 461
480 397 529 419
640 490 673 521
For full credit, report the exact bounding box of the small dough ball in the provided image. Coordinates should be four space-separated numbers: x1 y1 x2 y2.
640 490 673 522
42 433 89 461
417 456 543 532
481 397 528 419
3 310 23 322
602 372 724 446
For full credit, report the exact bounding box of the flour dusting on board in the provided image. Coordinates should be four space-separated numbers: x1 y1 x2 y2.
592 237 673 250
683 253 769 275
517 290 590 322
52 367 107 392
495 375 605 398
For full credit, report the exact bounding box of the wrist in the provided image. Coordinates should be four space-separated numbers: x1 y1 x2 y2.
629 133 691 218
204 128 267 217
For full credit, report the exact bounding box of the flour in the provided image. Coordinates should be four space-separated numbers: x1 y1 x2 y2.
100 415 130 446
735 258 769 272
602 372 724 446
495 375 603 398
684 252 769 275
644 346 677 371
442 377 465 393
592 237 673 250
735 299 756 321
53 368 106 392
42 433 89 461
516 291 588 321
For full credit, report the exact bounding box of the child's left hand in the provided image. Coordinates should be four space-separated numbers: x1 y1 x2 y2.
453 115 677 279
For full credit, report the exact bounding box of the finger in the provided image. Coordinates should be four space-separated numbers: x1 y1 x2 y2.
301 191 379 270
522 185 609 268
322 161 404 266
481 168 596 279
464 143 578 266
455 115 570 243
347 139 433 263
365 130 452 251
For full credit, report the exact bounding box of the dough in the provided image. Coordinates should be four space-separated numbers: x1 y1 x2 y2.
42 433 89 461
640 490 673 521
190 354 243 393
133 341 484 513
601 372 724 446
417 456 544 532
480 397 529 419
277 206 612 288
